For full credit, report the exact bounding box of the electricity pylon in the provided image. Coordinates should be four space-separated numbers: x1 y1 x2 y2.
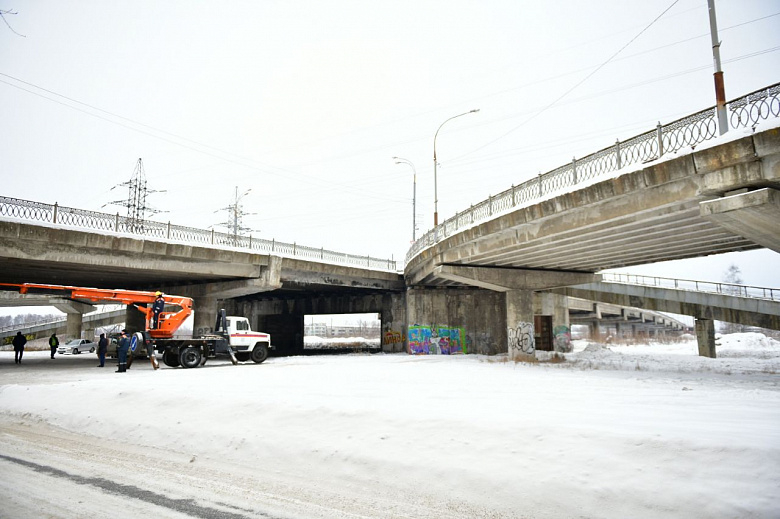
103 158 165 233
215 186 257 245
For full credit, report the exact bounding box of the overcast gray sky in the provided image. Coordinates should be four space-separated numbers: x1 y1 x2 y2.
1 0 779 288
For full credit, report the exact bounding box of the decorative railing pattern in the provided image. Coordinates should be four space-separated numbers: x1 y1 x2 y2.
0 197 397 272
406 82 780 264
601 273 779 302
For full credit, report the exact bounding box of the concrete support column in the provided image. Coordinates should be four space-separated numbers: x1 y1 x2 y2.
506 289 535 361
194 296 218 335
83 325 95 340
66 313 83 340
589 321 601 342
695 318 717 358
380 292 407 353
53 298 95 341
125 304 147 334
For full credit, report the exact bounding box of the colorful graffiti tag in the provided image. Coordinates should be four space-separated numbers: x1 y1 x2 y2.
408 325 467 355
553 325 572 352
383 330 404 345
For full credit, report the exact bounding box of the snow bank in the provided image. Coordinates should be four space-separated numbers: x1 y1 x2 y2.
561 333 780 376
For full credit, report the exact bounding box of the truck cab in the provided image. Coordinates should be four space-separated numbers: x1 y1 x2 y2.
224 316 272 363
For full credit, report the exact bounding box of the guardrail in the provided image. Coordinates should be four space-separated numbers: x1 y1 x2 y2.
0 197 398 272
406 82 780 264
0 315 64 335
600 273 779 302
0 305 127 335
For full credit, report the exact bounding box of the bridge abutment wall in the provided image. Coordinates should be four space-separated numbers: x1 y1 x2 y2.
406 287 506 355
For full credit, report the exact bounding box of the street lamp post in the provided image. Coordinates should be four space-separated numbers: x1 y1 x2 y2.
433 109 479 226
707 0 728 135
393 157 417 242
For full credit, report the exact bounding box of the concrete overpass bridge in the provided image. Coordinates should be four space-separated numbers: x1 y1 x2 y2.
2 83 779 359
404 83 780 358
567 297 689 337
0 215 405 353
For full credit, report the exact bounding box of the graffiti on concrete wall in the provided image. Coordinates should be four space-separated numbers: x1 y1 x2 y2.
3 333 35 345
384 330 404 346
508 321 535 354
553 325 572 352
408 325 467 355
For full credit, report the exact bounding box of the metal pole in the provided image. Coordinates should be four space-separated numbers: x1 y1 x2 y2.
393 157 418 243
433 109 479 227
412 169 417 241
707 0 728 135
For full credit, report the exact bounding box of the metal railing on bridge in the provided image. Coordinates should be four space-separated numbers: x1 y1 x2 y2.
0 305 127 336
0 197 398 272
0 315 64 335
600 273 779 302
407 82 780 264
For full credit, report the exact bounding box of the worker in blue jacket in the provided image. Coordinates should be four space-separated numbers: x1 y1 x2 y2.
116 330 130 373
152 292 165 329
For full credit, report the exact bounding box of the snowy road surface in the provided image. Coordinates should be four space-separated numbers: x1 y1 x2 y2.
1 334 779 518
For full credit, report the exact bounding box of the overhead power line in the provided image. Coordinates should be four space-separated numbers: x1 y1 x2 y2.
455 0 683 160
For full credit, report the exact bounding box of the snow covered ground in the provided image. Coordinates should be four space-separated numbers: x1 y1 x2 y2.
0 333 778 518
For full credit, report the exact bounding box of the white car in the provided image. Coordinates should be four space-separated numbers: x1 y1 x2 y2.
58 339 95 355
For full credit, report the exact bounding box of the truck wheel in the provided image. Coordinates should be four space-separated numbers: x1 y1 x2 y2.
179 347 202 368
250 343 269 364
235 352 250 362
162 350 180 367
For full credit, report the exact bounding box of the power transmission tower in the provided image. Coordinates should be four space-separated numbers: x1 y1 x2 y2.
104 158 165 233
214 186 257 246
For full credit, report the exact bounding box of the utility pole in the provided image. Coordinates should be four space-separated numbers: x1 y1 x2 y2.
707 0 728 135
393 157 418 242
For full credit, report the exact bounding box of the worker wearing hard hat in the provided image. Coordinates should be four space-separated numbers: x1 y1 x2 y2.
152 291 165 329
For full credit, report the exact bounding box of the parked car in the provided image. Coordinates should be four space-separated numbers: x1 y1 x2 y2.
58 338 95 355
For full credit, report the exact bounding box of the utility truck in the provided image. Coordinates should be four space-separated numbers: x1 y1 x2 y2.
0 282 272 370
156 309 272 368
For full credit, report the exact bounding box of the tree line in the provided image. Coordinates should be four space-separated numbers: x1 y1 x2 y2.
0 312 62 330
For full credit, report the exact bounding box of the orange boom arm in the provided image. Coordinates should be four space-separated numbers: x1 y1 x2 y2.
0 283 193 339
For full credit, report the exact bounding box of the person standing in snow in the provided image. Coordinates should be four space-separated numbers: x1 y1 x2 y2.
97 333 108 367
12 331 27 364
48 333 59 359
116 330 130 373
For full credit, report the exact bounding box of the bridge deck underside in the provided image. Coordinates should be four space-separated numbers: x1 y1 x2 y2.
406 130 780 287
459 201 755 271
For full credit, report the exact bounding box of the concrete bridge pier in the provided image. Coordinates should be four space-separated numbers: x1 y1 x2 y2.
589 321 602 342
506 289 535 361
65 313 83 339
695 318 717 358
51 299 95 340
380 292 407 353
193 296 219 335
125 304 147 334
